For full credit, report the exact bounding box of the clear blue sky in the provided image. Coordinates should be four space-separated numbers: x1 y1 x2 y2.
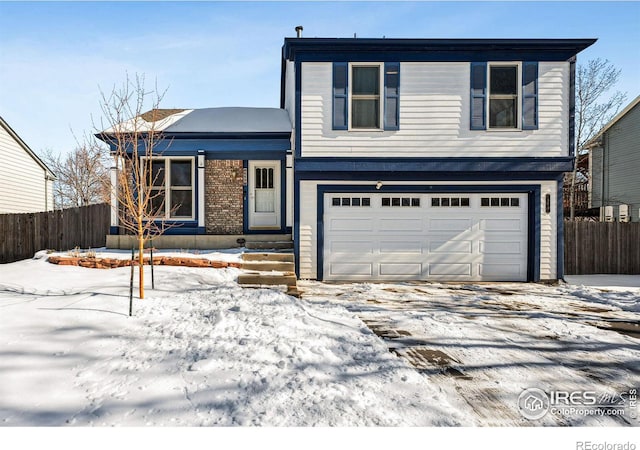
1 1 638 157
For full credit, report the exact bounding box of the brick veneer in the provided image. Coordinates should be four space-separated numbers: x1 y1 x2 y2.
205 160 244 234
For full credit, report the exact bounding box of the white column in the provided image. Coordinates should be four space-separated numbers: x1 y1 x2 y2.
110 163 118 229
197 153 205 228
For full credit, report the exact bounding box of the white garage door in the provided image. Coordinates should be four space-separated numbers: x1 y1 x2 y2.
323 192 528 282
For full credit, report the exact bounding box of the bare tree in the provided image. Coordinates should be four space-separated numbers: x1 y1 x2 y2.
97 74 174 299
568 58 626 219
39 138 110 209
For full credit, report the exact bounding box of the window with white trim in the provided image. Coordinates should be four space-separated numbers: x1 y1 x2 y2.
488 63 520 129
144 158 194 219
351 64 382 129
333 62 399 131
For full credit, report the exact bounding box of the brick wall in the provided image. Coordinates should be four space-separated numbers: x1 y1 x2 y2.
205 160 244 234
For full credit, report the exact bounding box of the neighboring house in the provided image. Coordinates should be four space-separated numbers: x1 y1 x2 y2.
0 116 56 213
104 35 597 283
587 95 640 222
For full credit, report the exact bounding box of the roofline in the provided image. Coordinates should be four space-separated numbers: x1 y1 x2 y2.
584 95 640 148
96 131 291 142
283 37 597 61
0 115 57 180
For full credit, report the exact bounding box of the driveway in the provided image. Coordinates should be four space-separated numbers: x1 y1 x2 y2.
299 280 640 426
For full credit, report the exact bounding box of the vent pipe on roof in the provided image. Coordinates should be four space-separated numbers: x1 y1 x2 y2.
295 26 303 38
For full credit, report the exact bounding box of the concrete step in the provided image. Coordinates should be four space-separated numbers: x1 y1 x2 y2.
245 241 293 250
242 252 294 263
240 261 295 272
237 273 297 287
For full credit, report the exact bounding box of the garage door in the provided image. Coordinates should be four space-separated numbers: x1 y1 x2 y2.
323 192 528 282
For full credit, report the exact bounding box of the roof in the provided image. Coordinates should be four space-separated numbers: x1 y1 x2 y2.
584 95 640 148
0 116 56 180
98 107 291 138
165 107 291 134
282 37 597 61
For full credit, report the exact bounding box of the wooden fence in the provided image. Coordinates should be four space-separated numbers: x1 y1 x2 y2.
0 203 110 264
564 221 640 275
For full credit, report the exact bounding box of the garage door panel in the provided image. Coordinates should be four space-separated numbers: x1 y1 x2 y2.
329 218 373 232
324 192 528 282
330 240 375 254
479 263 524 278
479 241 523 254
330 263 372 276
379 218 423 232
380 241 423 254
429 218 472 231
480 218 524 232
379 263 422 276
429 263 472 276
429 240 473 254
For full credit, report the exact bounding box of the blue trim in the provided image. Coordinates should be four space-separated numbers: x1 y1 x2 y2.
242 160 248 234
332 62 348 130
138 139 290 153
109 226 118 235
470 62 487 130
283 38 597 63
294 157 574 174
569 57 576 158
295 60 302 158
522 61 539 130
557 178 565 279
384 62 400 131
315 184 541 282
293 173 301 277
160 223 201 235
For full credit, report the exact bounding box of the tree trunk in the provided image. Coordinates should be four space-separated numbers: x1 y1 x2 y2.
138 223 145 299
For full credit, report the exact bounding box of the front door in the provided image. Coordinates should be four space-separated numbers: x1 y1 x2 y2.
248 161 281 230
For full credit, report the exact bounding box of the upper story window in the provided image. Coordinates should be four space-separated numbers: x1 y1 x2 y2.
488 64 519 129
333 62 399 131
470 61 538 131
144 157 194 220
351 65 381 129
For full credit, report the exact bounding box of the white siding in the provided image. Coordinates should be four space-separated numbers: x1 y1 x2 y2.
0 124 52 213
299 180 557 280
284 60 296 126
300 62 569 158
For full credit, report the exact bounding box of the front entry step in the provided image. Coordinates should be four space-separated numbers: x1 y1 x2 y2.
245 241 293 250
241 253 294 263
238 252 300 297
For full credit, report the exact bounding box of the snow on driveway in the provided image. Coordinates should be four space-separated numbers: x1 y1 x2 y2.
0 254 464 426
300 279 640 426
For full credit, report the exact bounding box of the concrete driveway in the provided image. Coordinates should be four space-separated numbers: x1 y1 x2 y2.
299 279 640 426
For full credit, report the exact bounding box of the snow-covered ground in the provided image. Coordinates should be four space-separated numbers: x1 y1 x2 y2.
0 252 464 426
300 279 640 426
0 251 638 427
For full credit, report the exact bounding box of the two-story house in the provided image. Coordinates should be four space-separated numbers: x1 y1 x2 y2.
281 38 595 282
103 35 595 283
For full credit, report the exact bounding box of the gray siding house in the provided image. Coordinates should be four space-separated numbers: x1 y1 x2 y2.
0 116 56 213
588 95 640 222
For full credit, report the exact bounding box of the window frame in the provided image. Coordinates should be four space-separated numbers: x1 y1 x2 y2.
141 156 195 221
487 62 522 131
348 62 384 131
